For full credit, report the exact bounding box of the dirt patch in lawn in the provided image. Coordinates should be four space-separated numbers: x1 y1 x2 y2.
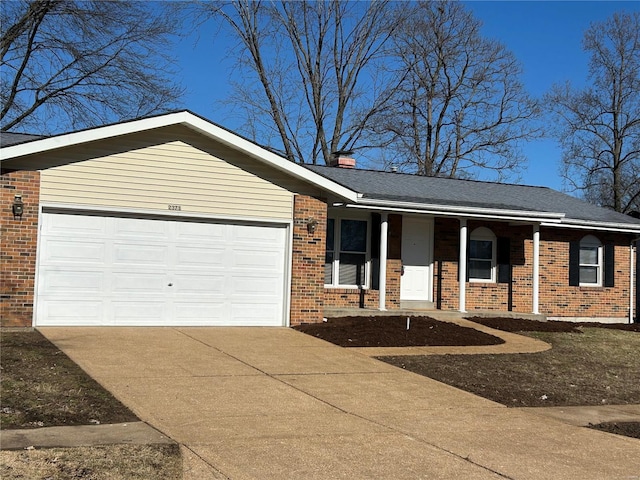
293 316 504 347
1 330 138 430
1 331 179 478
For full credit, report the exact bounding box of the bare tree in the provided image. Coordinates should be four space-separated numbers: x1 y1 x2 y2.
206 0 399 164
372 1 540 179
546 11 640 214
1 0 183 133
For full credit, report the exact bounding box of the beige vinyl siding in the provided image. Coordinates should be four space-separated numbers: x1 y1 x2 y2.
39 126 308 220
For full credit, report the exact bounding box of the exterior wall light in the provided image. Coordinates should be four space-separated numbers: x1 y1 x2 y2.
307 217 319 234
12 195 24 218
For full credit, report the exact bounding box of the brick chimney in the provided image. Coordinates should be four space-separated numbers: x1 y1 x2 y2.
328 150 356 169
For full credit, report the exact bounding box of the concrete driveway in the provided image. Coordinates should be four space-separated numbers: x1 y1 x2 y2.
40 327 640 480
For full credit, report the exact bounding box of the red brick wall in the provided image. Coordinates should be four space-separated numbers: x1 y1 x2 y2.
433 218 634 319
539 228 632 319
323 214 403 310
289 194 327 326
1 171 40 327
433 217 461 310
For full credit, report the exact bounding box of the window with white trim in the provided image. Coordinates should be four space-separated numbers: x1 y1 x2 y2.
325 216 369 287
579 235 602 286
469 227 496 282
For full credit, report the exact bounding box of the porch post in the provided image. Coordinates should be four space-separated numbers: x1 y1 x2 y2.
378 213 389 311
532 223 540 315
459 218 467 313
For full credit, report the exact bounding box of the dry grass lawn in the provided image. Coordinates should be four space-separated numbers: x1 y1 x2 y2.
1 444 182 480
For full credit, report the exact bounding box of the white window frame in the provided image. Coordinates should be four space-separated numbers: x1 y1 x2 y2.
325 213 371 289
468 227 497 283
579 235 603 287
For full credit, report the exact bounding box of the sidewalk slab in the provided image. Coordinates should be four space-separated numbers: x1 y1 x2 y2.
188 434 506 480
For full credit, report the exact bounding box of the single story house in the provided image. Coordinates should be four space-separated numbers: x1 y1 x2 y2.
2 111 639 328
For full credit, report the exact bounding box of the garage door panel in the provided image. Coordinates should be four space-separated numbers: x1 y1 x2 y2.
40 270 104 294
232 224 282 243
175 222 226 241
39 300 104 326
230 275 282 296
43 214 107 236
172 303 229 325
172 274 227 293
111 273 167 293
113 217 169 240
36 212 288 326
41 240 106 264
232 250 283 270
231 304 281 326
112 302 166 325
113 243 170 266
175 246 226 267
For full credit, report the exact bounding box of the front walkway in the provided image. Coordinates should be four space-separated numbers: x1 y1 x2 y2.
39 327 640 480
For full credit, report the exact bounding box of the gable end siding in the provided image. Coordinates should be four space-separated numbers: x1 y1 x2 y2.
38 126 313 220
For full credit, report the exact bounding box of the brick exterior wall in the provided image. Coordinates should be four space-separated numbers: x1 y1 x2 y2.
1 171 40 327
289 194 327 326
539 228 633 319
323 214 403 310
433 217 635 319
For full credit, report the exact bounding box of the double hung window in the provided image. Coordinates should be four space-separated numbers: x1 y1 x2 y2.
468 227 496 282
579 235 602 286
325 217 369 287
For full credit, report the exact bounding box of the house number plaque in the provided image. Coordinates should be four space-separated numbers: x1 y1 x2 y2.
168 204 182 211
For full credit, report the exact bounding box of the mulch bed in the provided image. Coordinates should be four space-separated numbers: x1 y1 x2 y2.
294 315 639 348
468 316 640 333
588 421 640 439
293 316 504 347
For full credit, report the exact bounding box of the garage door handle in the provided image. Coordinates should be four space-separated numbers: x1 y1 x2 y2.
168 283 173 287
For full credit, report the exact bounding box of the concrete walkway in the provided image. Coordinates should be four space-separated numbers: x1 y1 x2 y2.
36 327 640 479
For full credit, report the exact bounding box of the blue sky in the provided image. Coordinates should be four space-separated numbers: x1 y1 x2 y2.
173 1 639 192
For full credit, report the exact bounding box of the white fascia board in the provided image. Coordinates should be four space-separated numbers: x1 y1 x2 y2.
541 218 640 234
1 111 358 203
351 198 565 223
1 112 188 159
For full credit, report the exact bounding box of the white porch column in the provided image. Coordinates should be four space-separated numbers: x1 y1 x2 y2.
378 213 389 311
532 223 540 315
459 218 467 313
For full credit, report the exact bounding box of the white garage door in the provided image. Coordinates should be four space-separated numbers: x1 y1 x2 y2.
36 211 288 326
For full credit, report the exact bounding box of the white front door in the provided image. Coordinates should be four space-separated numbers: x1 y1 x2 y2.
400 216 433 301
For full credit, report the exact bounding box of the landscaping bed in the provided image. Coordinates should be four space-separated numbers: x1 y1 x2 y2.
293 315 504 347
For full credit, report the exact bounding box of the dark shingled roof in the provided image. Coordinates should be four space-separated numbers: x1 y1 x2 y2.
305 165 640 227
0 132 46 147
